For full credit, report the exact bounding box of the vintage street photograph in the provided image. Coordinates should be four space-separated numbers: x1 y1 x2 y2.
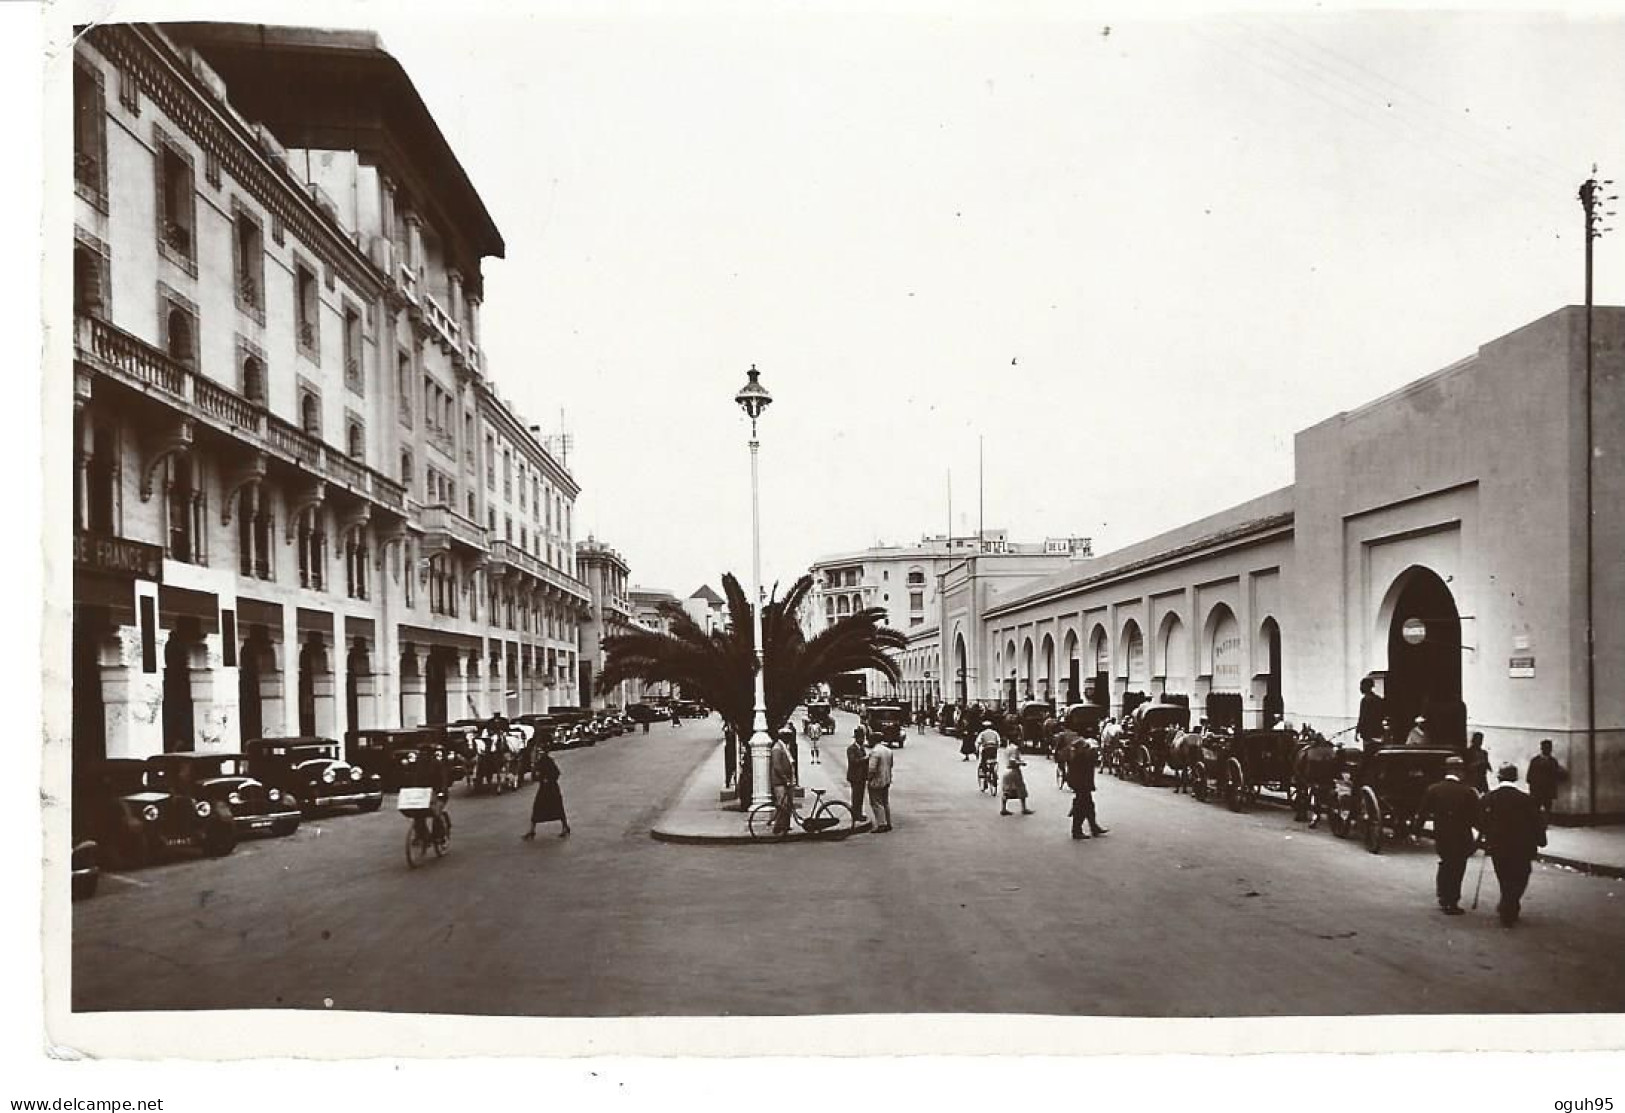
42 0 1625 1058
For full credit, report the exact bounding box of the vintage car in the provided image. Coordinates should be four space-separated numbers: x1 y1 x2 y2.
242 737 384 815
71 838 100 900
346 727 448 791
548 709 597 748
145 752 303 838
676 700 708 719
73 759 237 868
803 700 836 737
627 702 661 724
862 701 909 747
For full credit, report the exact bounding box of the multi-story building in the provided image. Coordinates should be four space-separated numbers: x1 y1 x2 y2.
577 539 637 708
69 22 591 763
805 531 1091 697
683 584 727 635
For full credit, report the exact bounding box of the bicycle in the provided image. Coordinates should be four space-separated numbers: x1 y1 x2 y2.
399 787 452 868
977 753 999 795
747 787 856 840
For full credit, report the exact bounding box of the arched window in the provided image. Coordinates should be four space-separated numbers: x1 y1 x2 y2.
347 421 364 460
400 450 412 485
73 246 101 317
300 392 320 436
241 356 264 403
166 308 193 366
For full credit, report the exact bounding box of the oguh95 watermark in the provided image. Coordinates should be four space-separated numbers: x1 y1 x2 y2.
1554 1100 1614 1113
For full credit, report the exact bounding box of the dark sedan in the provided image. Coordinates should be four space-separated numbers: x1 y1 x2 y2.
145 752 302 838
243 738 384 815
74 759 237 869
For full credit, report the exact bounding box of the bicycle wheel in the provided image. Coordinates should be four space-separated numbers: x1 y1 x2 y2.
811 800 855 837
405 820 429 869
747 802 784 840
433 812 451 857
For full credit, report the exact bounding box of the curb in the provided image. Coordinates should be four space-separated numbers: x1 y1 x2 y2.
650 819 874 846
1536 852 1625 880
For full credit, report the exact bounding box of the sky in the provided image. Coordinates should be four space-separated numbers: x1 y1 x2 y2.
126 2 1625 598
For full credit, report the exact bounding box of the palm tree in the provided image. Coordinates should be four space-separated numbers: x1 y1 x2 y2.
596 572 906 742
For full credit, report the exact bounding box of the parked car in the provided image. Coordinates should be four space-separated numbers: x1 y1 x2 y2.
676 700 708 719
863 701 909 747
70 838 100 901
627 703 660 724
145 752 303 838
73 758 237 869
242 738 384 815
346 727 445 790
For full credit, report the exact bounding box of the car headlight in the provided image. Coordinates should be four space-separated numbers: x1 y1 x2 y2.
228 792 243 806
268 789 282 802
349 767 361 781
404 752 418 764
142 804 160 822
322 769 337 784
195 801 212 818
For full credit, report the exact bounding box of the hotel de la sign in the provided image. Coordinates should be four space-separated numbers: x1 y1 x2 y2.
896 306 1623 822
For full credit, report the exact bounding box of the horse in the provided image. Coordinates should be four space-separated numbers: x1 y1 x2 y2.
1167 729 1206 794
1291 729 1339 824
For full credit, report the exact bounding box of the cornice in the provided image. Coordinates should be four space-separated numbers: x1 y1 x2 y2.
87 24 386 302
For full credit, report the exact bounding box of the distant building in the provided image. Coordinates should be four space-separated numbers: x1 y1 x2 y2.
806 530 1091 698
684 583 727 635
577 538 636 708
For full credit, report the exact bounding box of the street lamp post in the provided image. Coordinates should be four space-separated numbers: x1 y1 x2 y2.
735 365 774 806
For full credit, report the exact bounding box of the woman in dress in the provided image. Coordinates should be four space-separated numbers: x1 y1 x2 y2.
999 735 1033 816
522 741 571 839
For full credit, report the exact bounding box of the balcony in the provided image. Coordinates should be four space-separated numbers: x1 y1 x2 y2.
420 502 488 554
423 292 462 352
76 315 406 514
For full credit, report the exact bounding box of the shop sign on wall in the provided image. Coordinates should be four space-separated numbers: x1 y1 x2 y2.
1509 655 1536 679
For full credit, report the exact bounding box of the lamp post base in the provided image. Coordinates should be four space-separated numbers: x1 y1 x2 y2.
748 732 774 808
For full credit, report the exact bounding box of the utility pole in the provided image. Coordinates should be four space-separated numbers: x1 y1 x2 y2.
1579 167 1615 819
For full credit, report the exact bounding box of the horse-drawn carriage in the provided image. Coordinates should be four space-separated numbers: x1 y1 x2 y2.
467 724 532 794
1124 703 1192 785
1326 743 1460 853
1189 728 1303 811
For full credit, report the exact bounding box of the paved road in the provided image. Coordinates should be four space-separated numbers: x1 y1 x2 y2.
73 712 1625 1016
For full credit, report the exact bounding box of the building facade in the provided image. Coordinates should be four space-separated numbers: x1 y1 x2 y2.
807 532 1091 698
917 307 1624 822
70 22 592 764
577 539 637 708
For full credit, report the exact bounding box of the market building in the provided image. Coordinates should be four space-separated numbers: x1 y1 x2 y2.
921 306 1623 822
70 22 592 764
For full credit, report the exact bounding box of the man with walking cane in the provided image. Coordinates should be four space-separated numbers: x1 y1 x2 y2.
1477 763 1547 927
1418 755 1480 916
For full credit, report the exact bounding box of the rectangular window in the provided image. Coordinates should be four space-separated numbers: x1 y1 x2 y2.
139 596 157 673
156 141 195 267
233 209 264 318
73 63 107 207
486 436 496 489
398 354 413 427
343 305 363 393
294 263 319 360
910 591 924 611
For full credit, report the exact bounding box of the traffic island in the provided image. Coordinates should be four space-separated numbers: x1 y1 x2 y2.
651 740 872 845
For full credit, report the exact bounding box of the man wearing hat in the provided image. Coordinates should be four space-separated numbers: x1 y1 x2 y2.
1478 763 1547 927
769 727 797 835
845 726 871 823
866 729 895 832
1405 716 1432 747
1418 755 1480 915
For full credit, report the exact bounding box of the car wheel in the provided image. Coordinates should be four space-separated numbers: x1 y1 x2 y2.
71 871 99 901
358 797 382 813
202 823 237 858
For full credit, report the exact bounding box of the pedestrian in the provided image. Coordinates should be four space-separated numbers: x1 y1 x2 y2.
671 707 681 728
1526 739 1566 818
1478 763 1547 927
1417 755 1479 915
1052 727 1078 790
998 735 1033 816
1405 716 1431 747
521 741 570 839
1464 731 1491 794
723 722 737 788
770 727 797 835
846 726 871 822
1067 739 1108 839
1356 677 1387 746
807 721 821 764
867 731 895 832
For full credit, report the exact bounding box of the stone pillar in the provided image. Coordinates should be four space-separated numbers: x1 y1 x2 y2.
196 630 238 753
444 647 470 721
404 210 424 278
379 172 397 252
514 642 526 716
311 660 336 738
1239 571 1263 728
466 294 481 348
332 629 349 744
353 671 377 730
488 642 505 715
103 622 166 759
399 644 426 727
75 410 92 531
448 268 463 330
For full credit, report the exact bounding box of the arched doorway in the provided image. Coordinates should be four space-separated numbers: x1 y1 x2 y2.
953 632 968 704
1040 634 1055 704
346 639 371 733
162 620 200 751
297 638 324 737
1158 613 1190 699
1120 620 1148 717
1259 617 1284 727
1204 604 1244 730
1063 629 1080 704
1383 567 1464 745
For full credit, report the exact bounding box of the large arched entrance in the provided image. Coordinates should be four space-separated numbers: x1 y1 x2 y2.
1062 630 1080 704
1040 634 1056 704
1259 617 1284 727
1204 604 1244 730
953 632 968 703
1087 625 1109 707
1383 567 1465 745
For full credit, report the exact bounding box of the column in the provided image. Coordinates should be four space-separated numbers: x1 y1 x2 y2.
1239 571 1262 728
332 627 349 744
404 210 424 277
379 172 397 258
399 644 426 727
466 294 481 348
74 409 91 531
488 641 505 715
448 268 463 330
442 647 468 720
198 629 239 753
104 618 165 759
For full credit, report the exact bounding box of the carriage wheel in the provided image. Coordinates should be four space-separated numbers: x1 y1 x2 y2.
1191 761 1208 802
1224 758 1246 813
1360 787 1385 854
1328 798 1352 838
